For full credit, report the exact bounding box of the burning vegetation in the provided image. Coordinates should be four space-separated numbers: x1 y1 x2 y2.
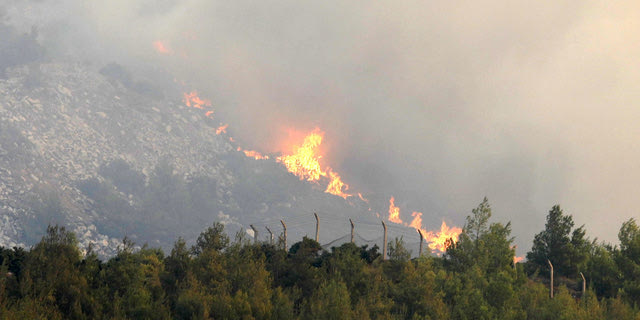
276 129 351 199
387 196 462 254
176 82 462 250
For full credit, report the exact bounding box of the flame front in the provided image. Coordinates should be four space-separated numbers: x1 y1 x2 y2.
277 129 350 198
388 197 403 224
514 256 524 264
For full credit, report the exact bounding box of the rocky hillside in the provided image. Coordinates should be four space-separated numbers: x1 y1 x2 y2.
0 62 383 257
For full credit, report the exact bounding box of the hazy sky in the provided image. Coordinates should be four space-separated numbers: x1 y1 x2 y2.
5 0 640 253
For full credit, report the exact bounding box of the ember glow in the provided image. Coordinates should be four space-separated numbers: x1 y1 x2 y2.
152 40 171 54
276 129 351 198
183 91 211 109
216 124 228 135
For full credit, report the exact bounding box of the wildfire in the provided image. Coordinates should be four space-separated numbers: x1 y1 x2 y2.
205 111 214 118
276 129 351 198
242 150 269 160
238 147 269 160
423 221 462 253
388 197 403 224
183 91 211 109
325 171 350 199
216 124 228 135
408 211 423 231
513 245 524 264
386 196 461 254
357 193 369 203
153 40 171 54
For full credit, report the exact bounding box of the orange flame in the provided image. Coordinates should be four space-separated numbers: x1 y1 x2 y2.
205 111 214 118
514 256 524 264
277 130 325 181
388 197 403 224
325 170 350 199
153 41 171 54
386 199 461 254
216 124 228 135
357 193 369 203
276 129 351 198
241 149 269 160
423 221 462 254
408 211 423 230
183 91 211 109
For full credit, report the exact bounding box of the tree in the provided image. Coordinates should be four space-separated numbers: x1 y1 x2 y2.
467 197 491 245
446 198 515 275
192 222 229 255
304 279 352 320
527 205 588 278
614 218 640 303
22 225 92 319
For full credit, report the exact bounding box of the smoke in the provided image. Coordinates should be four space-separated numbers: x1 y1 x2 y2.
5 0 640 252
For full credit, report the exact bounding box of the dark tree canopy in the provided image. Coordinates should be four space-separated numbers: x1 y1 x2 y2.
526 205 588 278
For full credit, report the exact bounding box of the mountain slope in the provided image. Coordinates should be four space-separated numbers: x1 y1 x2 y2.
0 62 382 256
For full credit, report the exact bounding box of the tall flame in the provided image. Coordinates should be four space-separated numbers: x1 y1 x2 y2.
277 130 325 181
277 129 350 198
388 197 403 224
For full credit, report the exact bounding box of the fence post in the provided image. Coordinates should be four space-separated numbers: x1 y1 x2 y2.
266 226 273 245
280 220 287 250
548 260 554 298
580 272 586 297
350 218 355 243
418 229 424 256
250 224 258 244
314 212 319 243
382 221 387 261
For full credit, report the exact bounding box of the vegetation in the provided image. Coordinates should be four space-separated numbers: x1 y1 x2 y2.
1 199 640 319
